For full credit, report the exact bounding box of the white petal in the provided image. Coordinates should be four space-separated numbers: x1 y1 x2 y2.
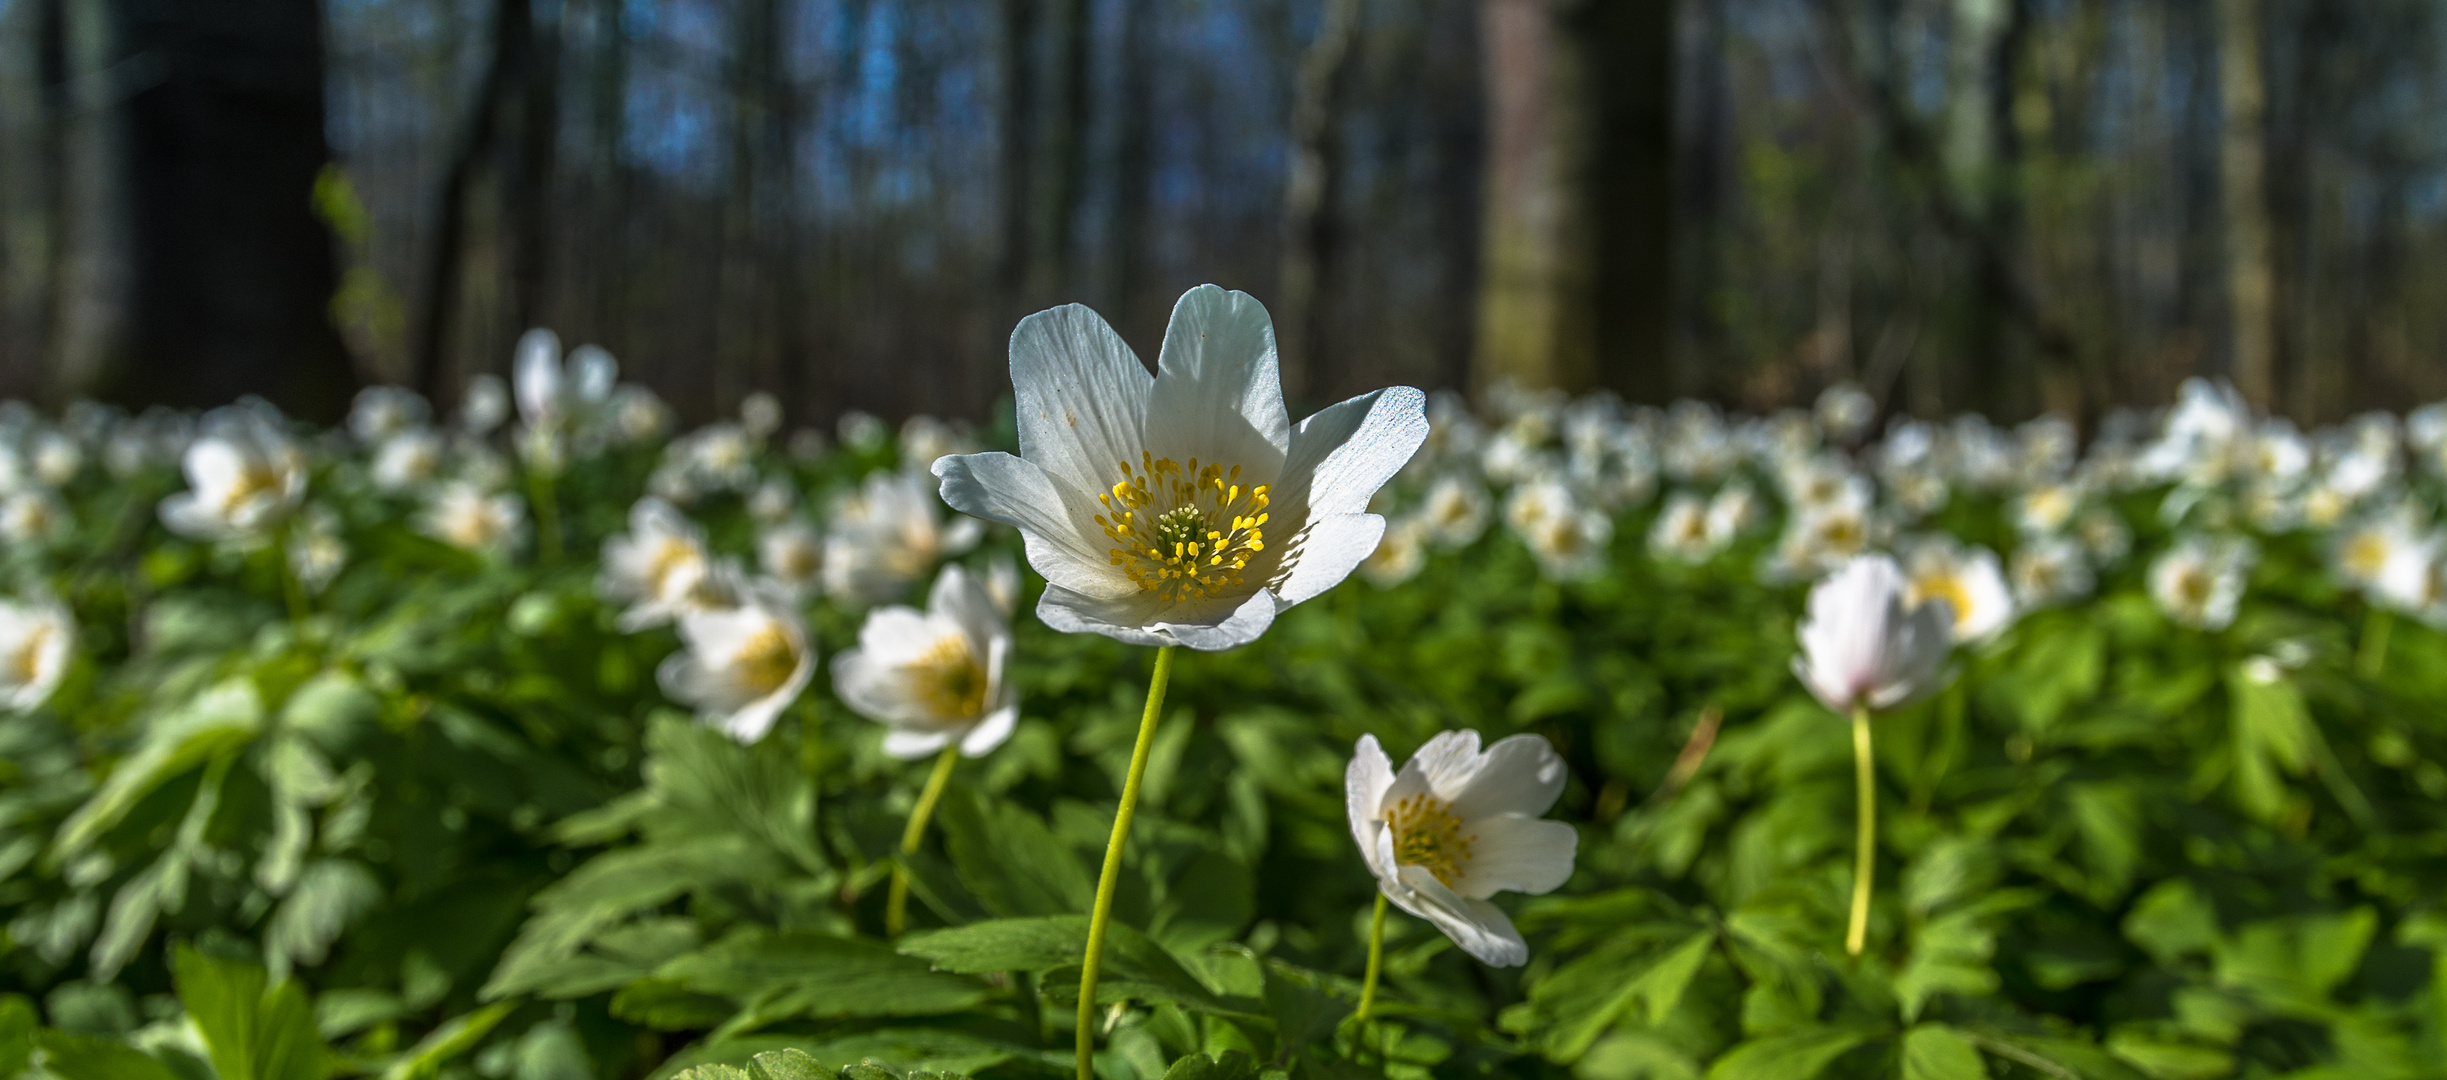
1034 584 1277 652
884 728 956 760
513 328 563 421
1450 815 1577 900
1269 513 1385 607
1346 735 1396 874
929 564 1008 656
831 648 914 725
1410 729 1488 801
1275 386 1430 521
1446 734 1567 821
1009 303 1154 498
933 452 1132 599
857 607 944 662
568 344 619 402
960 705 1019 757
1144 286 1289 478
185 439 246 496
1387 865 1529 966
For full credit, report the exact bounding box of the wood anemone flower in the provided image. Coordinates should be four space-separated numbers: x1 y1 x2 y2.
832 564 1018 761
933 284 1428 651
1793 553 1955 715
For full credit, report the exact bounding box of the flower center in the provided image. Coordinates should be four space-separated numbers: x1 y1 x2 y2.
1910 571 1974 632
645 537 705 602
731 621 800 697
219 462 283 516
909 634 989 719
1384 791 1473 888
9 624 51 687
1097 454 1270 604
2344 533 2390 580
2175 565 2215 607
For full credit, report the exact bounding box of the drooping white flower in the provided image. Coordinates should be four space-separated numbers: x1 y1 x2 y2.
2148 535 2254 631
826 468 983 607
1360 516 1430 587
657 587 815 744
757 520 825 599
1900 536 2016 644
1418 474 1491 549
0 598 73 712
419 481 527 558
1345 730 1577 967
832 565 1018 760
600 498 725 630
159 412 308 543
1793 554 1954 714
934 286 1428 650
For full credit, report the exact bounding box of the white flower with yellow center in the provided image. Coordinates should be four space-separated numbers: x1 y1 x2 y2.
0 598 73 712
1419 474 1491 549
371 430 446 493
349 386 430 443
2336 510 2423 591
288 505 347 594
758 520 825 598
833 565 1018 760
599 498 724 631
1360 516 1430 587
657 587 815 744
1522 502 1612 582
2016 482 2082 535
1900 536 2016 644
1648 492 1717 564
826 468 983 608
2149 535 2254 631
0 489 69 546
1345 730 1577 967
1705 482 1761 544
419 481 527 558
1767 500 1876 581
158 414 308 544
932 285 1427 650
1793 554 1954 714
2010 537 2094 608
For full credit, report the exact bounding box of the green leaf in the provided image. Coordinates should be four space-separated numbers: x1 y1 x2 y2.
900 916 1238 1014
1161 1050 1260 1080
32 1030 182 1080
53 677 261 858
657 929 988 1021
937 788 1093 918
2226 664 2315 823
2123 880 2219 966
1900 1026 1985 1080
380 1003 516 1080
1703 1027 1875 1080
0 995 36 1078
171 946 324 1080
266 859 383 976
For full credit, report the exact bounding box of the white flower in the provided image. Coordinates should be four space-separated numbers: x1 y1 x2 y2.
1900 536 2016 644
159 414 308 543
1418 474 1491 549
513 330 618 433
29 431 80 487
2372 534 2447 620
1648 492 1717 564
1360 516 1430 587
608 385 673 444
2016 482 2082 535
657 587 815 744
1704 482 1761 544
1793 554 1953 714
349 386 430 443
0 489 69 546
371 430 446 493
461 374 511 435
749 477 798 524
1766 500 1876 581
1503 479 1574 538
600 498 725 630
2077 508 2132 565
839 411 888 452
0 598 73 712
902 415 971 467
419 481 526 557
832 565 1018 760
2336 510 2423 591
1345 730 1577 967
673 424 758 493
2149 535 2254 631
1816 382 1876 442
983 554 1021 616
287 506 348 594
757 520 825 598
741 391 784 439
933 286 1428 650
826 468 983 607
2009 537 2094 608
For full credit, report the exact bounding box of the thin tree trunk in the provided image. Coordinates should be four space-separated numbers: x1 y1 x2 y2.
1472 0 1594 394
1587 0 1675 403
415 0 530 401
1277 0 1362 406
999 0 1037 310
2217 0 2276 409
1030 0 1090 303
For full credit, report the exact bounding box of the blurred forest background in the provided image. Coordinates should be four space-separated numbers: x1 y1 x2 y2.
0 0 2441 427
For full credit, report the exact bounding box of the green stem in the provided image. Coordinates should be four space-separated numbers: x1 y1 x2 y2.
528 468 563 565
1077 645 1177 1080
1847 703 1876 956
1356 892 1388 1024
886 744 961 938
2360 606 2393 679
277 529 311 625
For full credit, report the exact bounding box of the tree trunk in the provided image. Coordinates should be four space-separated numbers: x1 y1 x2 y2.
999 0 1037 311
110 0 354 419
1277 0 1363 406
1586 0 1675 403
415 0 530 402
1472 0 1594 394
2216 0 2276 409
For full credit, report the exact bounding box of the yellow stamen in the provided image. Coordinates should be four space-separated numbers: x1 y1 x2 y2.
1096 454 1270 604
1383 792 1473 888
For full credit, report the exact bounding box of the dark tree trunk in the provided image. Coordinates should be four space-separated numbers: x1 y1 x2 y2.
998 0 1037 311
1584 0 1675 404
1278 0 1362 406
109 0 355 420
414 0 536 403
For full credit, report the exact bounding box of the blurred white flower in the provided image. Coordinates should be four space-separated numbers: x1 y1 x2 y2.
608 385 673 444
982 553 1020 617
513 331 617 434
1503 478 1573 538
757 520 825 598
1767 500 1875 581
901 414 971 469
2076 507 2132 565
2335 509 2423 592
748 476 798 524
828 468 984 608
159 413 308 543
460 374 511 435
1794 553 1953 714
1816 383 1876 443
1901 536 2016 644
0 489 69 546
1361 516 1430 587
371 430 446 493
1346 730 1575 967
658 586 814 744
0 598 73 712
349 386 430 443
1648 492 1717 564
833 565 1018 760
1704 481 1761 544
671 424 758 494
2010 537 2095 608
1419 474 1491 549
2149 535 2254 631
933 286 1426 650
2016 482 2082 535
288 505 347 594
2371 533 2447 620
740 391 784 439
600 498 725 630
419 481 526 558
839 410 888 453
787 428 831 463
29 430 80 488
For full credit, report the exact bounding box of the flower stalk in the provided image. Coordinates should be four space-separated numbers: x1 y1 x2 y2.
886 745 961 938
528 468 563 564
1356 892 1388 1024
1846 702 1875 956
1077 645 1176 1080
2359 606 2392 679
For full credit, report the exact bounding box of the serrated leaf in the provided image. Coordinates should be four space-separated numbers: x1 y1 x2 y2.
381 1003 516 1080
266 859 382 977
1900 1026 1984 1080
900 916 1237 1013
32 1030 182 1080
54 678 261 859
1161 1050 1261 1080
657 929 987 1021
171 946 324 1080
1703 1027 1874 1080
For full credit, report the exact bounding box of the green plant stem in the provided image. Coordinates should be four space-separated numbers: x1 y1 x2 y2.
1077 645 1177 1080
2360 606 2393 679
529 468 563 564
1847 703 1875 956
886 744 961 938
276 530 311 625
1356 892 1388 1024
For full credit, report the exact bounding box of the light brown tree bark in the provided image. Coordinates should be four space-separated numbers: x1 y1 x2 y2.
2217 0 2276 409
1472 0 1594 395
